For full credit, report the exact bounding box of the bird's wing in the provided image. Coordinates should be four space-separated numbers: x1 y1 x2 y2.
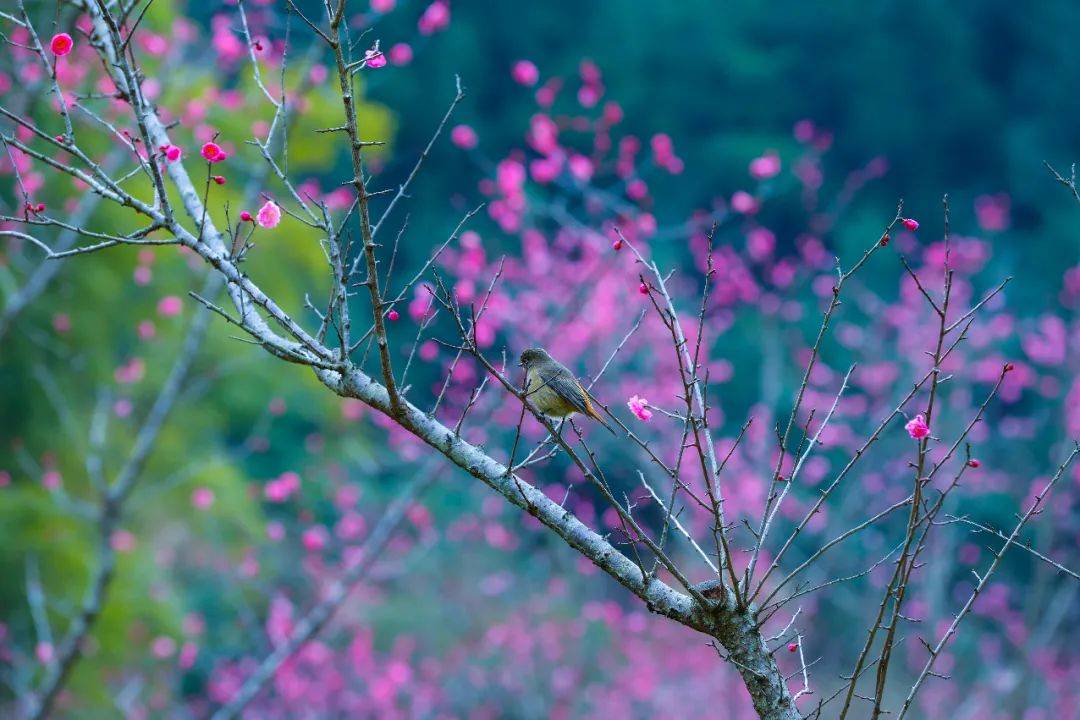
539 367 591 415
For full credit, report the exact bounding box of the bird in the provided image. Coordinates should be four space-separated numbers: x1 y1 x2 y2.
518 347 616 434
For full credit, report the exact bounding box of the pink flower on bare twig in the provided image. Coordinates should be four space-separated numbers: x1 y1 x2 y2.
627 395 653 422
905 413 930 440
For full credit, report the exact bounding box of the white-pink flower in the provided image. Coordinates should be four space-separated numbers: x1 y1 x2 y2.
256 200 281 228
627 395 653 422
905 414 930 440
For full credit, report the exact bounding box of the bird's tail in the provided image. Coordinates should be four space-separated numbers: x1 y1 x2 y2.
587 406 617 435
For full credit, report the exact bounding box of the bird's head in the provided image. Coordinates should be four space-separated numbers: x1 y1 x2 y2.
519 347 550 369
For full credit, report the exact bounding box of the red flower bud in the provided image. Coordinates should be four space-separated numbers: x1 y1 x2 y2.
788 643 798 653
612 239 623 251
240 211 253 222
36 203 46 212
212 175 226 185
387 309 400 321
638 282 649 295
879 233 890 247
1003 362 1015 373
901 218 919 232
967 459 981 468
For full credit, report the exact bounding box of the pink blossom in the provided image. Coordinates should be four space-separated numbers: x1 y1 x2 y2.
151 636 177 659
568 154 594 182
417 1 450 35
450 124 478 149
901 217 920 231
200 142 227 163
749 151 781 180
191 486 215 509
50 33 73 56
530 154 564 184
731 191 759 214
364 47 387 68
371 0 396 12
264 471 301 502
134 265 152 285
113 398 133 418
342 398 364 421
626 178 648 201
974 193 1010 232
302 525 329 552
178 642 198 669
527 114 559 154
41 470 62 490
157 295 182 317
746 227 776 261
163 145 182 163
256 200 281 228
52 313 71 333
627 395 653 422
36 642 54 664
110 529 136 552
138 32 169 57
388 42 413 65
904 414 930 440
240 210 253 222
793 119 815 142
387 309 400 321
511 60 539 86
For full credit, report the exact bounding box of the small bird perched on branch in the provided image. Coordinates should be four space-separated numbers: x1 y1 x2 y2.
519 347 616 434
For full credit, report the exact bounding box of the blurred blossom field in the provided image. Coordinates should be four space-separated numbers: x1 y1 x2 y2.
1 1 1079 719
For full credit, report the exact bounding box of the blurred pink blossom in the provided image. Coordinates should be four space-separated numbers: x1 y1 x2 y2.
191 486 215 509
511 60 539 86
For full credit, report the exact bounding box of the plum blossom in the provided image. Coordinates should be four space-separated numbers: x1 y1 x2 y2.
191 486 215 509
364 47 386 68
731 191 759 214
902 217 920 231
749 151 781 180
388 42 413 65
627 395 653 422
905 413 930 440
450 124 478 149
511 60 539 86
200 142 227 163
302 525 329 552
50 33 73 56
417 1 450 35
157 295 183 317
256 200 281 228
264 471 301 502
